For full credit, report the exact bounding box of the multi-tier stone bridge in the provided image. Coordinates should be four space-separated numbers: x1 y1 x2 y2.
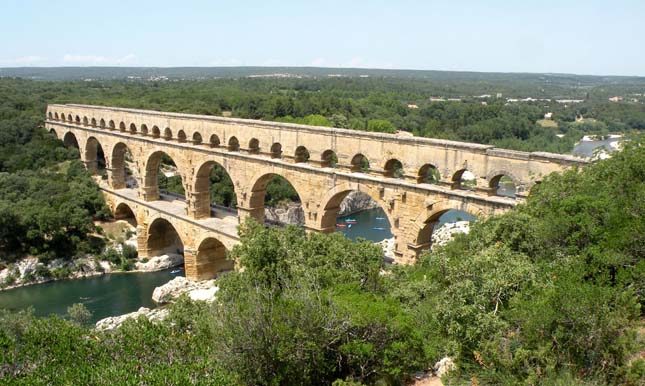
45 104 586 280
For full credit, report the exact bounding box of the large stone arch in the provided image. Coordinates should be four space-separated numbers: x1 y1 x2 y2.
142 149 186 202
84 136 107 175
110 142 135 190
242 169 307 225
189 236 234 280
317 181 396 234
113 201 139 227
191 159 240 219
409 199 486 256
62 131 81 157
143 216 186 258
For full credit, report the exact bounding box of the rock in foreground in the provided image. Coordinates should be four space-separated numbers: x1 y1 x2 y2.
135 253 183 272
152 276 219 304
95 307 169 331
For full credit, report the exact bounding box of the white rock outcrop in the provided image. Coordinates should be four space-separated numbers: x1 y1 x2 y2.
265 204 305 226
152 276 219 304
95 307 169 331
135 253 183 272
431 221 471 249
377 237 395 262
434 357 455 377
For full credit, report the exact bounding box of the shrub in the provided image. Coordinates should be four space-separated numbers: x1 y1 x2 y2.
66 303 92 325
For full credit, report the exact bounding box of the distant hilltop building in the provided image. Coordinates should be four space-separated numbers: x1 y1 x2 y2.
556 99 584 104
407 104 419 109
544 112 553 119
608 96 623 102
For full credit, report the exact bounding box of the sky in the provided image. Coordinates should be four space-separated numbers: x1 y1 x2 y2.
1 0 643 76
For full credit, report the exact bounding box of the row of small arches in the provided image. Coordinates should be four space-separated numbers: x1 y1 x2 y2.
48 111 516 194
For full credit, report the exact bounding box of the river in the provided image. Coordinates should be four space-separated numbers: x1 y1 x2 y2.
572 136 620 157
0 208 471 323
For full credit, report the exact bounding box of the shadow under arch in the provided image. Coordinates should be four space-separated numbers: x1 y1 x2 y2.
146 217 184 258
85 136 107 175
193 236 233 280
62 132 80 157
114 202 138 227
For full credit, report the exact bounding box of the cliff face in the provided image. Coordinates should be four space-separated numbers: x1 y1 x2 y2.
262 192 379 227
264 204 305 226
338 191 379 216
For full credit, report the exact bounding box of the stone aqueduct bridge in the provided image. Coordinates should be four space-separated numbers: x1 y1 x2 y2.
45 104 586 280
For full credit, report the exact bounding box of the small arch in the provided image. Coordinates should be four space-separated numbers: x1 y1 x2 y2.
108 120 115 130
270 142 282 158
488 174 517 198
90 118 97 127
48 112 53 120
452 169 476 191
114 202 138 227
321 150 338 168
151 126 161 138
192 132 203 145
82 116 89 126
54 112 59 120
119 121 126 132
67 114 73 122
418 164 440 184
99 118 106 129
294 146 310 163
209 134 221 148
75 115 81 125
228 136 240 151
248 138 260 154
60 113 66 122
129 123 137 134
194 237 233 280
384 159 404 178
49 128 58 138
351 153 370 173
163 127 172 140
146 218 184 258
177 130 187 143
140 124 149 136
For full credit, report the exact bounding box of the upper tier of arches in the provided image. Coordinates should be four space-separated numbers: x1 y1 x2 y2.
46 105 584 199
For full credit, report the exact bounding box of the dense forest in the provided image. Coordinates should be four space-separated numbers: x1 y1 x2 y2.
0 71 644 384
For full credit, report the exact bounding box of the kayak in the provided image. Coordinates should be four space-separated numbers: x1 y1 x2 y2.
170 269 182 274
372 227 386 231
375 217 386 220
344 218 357 222
336 223 347 228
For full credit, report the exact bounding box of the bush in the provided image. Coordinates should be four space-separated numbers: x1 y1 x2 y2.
66 303 92 325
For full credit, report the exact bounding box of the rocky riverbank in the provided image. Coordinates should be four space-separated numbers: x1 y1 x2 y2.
94 276 220 331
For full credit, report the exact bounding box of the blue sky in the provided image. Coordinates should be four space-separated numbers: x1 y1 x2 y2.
1 0 643 75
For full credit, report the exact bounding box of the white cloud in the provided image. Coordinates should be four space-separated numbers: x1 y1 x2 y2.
0 55 46 66
63 54 136 65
